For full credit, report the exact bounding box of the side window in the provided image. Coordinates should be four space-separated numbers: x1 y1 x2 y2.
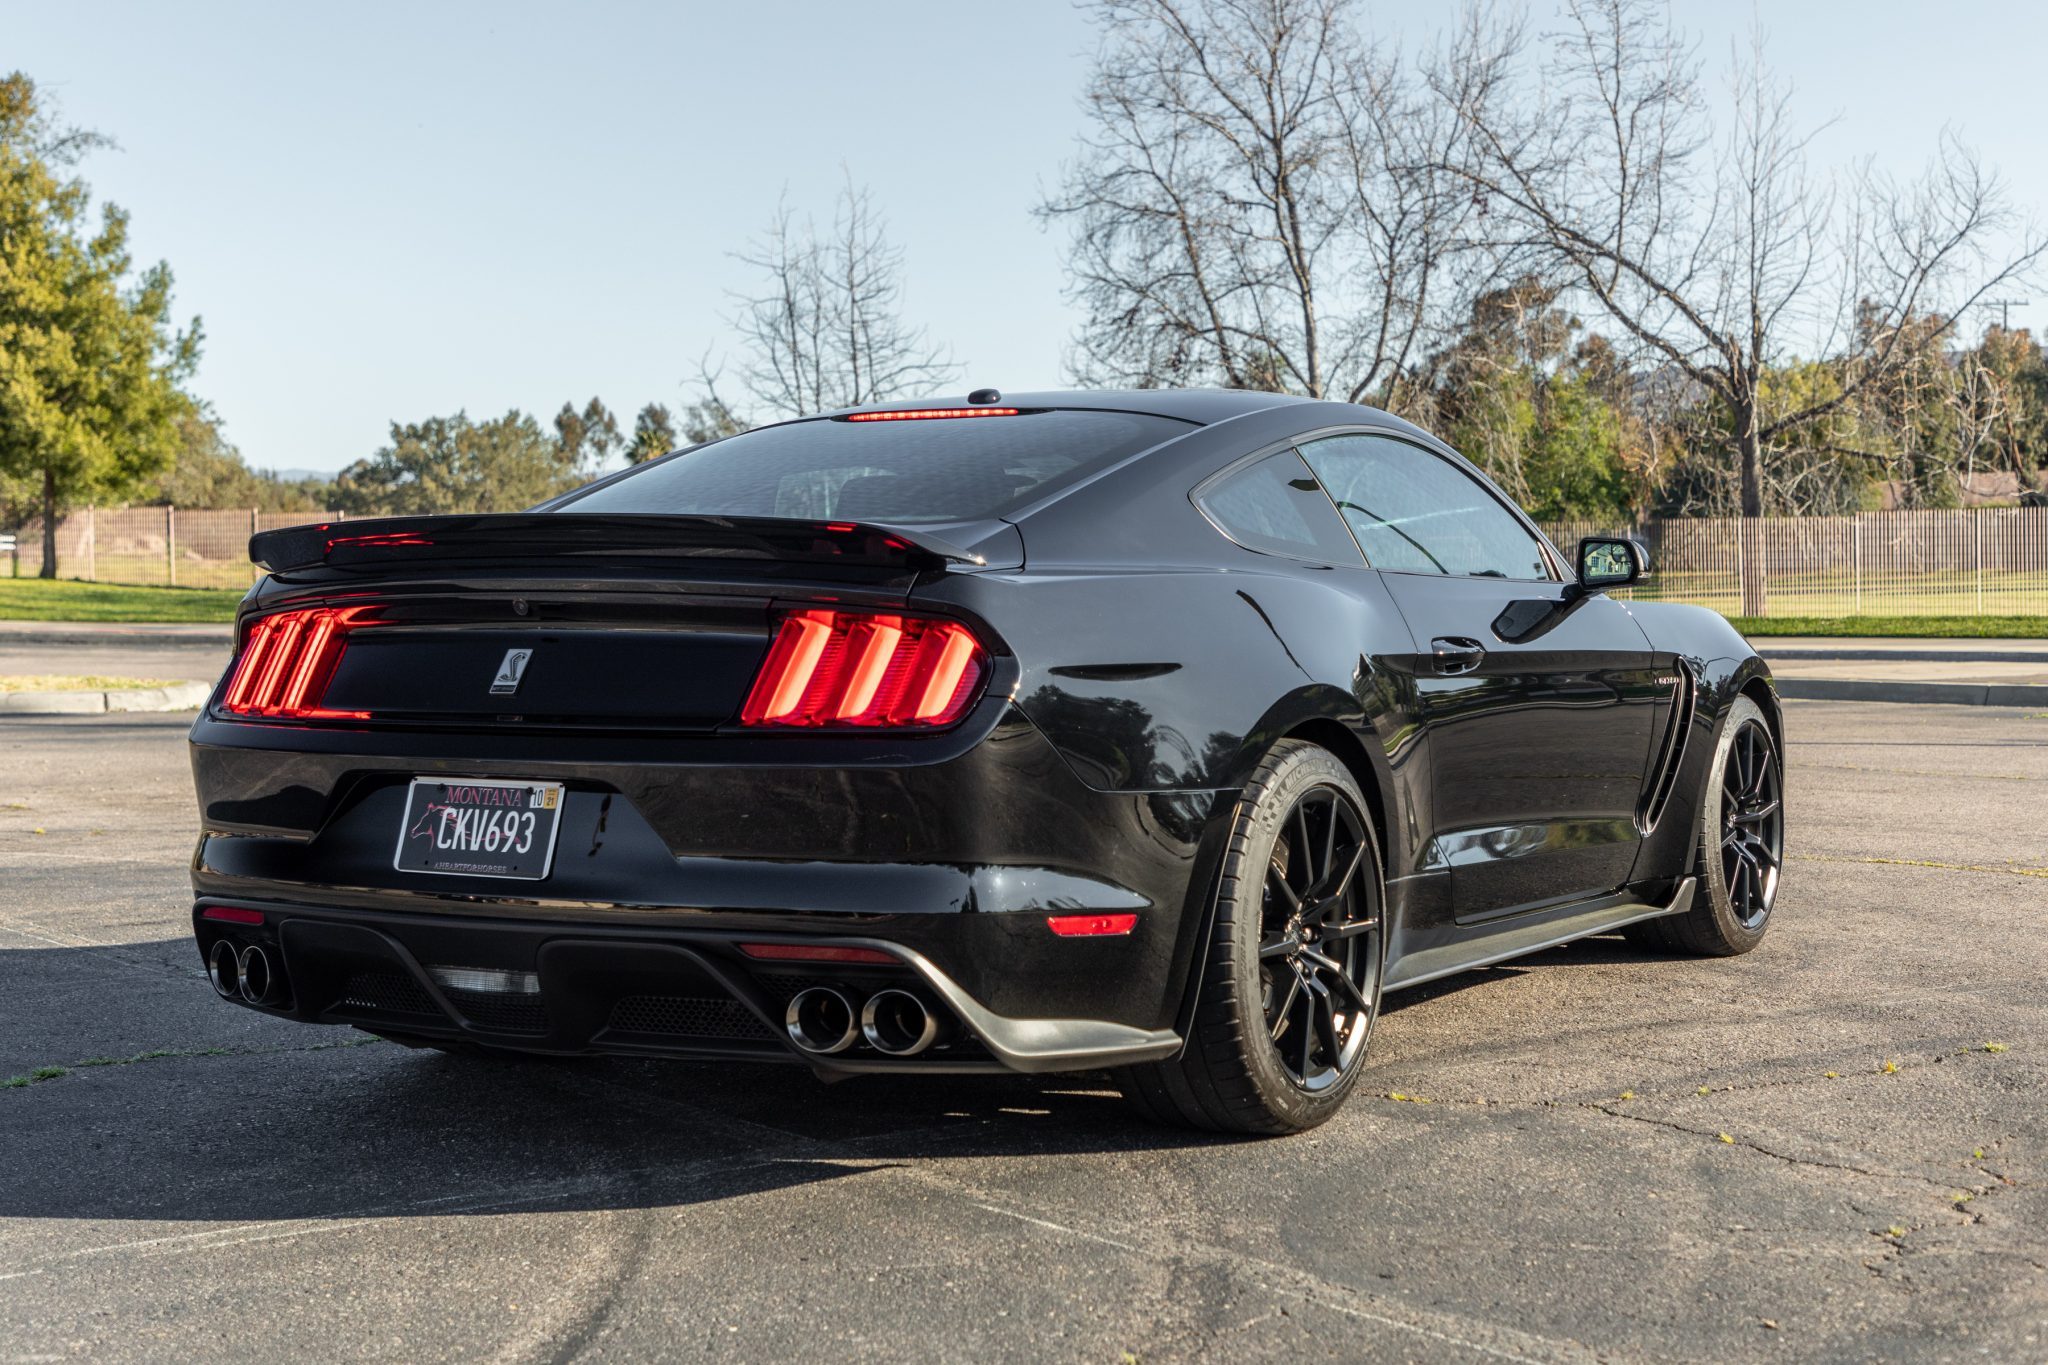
1195 451 1362 565
1296 433 1552 580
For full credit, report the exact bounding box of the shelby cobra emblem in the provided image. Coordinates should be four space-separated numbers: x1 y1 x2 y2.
489 648 533 695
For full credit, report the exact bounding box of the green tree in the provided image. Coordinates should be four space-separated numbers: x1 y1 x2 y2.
333 410 579 515
553 397 621 476
1430 280 1637 521
151 406 333 511
628 402 678 462
0 73 200 575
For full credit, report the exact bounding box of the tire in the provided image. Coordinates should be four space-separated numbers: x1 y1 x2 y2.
1116 738 1386 1135
1628 694 1783 956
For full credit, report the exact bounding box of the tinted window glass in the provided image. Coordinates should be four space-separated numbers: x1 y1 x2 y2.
1196 451 1362 564
1297 433 1551 579
558 410 1190 523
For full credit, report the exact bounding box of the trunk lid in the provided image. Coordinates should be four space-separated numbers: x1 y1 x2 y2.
225 513 1018 733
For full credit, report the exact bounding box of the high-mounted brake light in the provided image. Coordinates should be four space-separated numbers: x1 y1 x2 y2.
219 607 376 721
844 407 1020 422
739 609 990 729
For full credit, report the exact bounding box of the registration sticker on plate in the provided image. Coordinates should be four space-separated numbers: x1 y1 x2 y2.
394 777 565 880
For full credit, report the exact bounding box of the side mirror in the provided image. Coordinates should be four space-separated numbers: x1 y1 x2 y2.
1575 536 1649 592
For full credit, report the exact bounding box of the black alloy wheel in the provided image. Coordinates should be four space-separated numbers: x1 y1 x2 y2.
1719 715 1783 928
1258 786 1380 1092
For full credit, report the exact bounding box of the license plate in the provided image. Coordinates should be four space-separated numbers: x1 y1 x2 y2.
394 778 564 880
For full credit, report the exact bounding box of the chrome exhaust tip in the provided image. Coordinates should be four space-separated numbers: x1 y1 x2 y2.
207 940 241 1000
785 986 860 1055
237 944 278 1007
861 988 950 1057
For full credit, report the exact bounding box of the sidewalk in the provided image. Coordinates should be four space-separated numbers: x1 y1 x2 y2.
0 619 232 646
1757 637 2048 706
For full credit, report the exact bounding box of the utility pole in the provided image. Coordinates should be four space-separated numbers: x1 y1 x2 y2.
1983 298 2030 331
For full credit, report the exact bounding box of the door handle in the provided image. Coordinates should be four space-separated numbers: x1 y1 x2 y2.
1431 636 1486 676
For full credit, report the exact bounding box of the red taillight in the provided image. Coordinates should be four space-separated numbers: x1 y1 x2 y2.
219 607 375 721
1047 913 1139 937
739 609 989 729
738 942 899 965
201 906 265 925
844 407 1020 422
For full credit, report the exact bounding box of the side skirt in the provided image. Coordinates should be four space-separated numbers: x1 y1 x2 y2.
1382 876 1696 994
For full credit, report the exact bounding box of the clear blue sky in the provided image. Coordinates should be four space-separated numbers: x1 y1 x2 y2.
10 1 2046 474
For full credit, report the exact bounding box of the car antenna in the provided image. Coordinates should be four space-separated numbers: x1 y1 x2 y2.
967 387 1002 405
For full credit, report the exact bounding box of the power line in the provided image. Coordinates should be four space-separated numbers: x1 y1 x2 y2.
1983 297 2030 331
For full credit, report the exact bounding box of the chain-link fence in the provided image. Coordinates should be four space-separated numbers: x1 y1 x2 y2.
1537 509 2048 618
5 504 2046 619
4 507 341 589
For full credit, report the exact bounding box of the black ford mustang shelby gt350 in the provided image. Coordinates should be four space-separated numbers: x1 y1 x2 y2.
188 388 1784 1133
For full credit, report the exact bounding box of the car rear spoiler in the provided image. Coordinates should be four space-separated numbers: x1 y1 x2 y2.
249 513 1020 575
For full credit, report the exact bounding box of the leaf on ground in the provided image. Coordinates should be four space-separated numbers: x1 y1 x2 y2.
1982 1042 2008 1053
1718 1133 1735 1144
1824 1071 1840 1079
1881 1059 1899 1073
1618 1090 1635 1101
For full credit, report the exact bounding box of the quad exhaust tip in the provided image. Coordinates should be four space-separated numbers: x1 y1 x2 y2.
237 943 282 1007
207 940 240 1000
861 988 951 1057
785 986 860 1055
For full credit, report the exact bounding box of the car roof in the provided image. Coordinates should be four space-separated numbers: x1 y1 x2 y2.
823 388 1319 425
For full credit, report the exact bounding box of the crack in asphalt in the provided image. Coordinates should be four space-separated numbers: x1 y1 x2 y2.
541 1067 1605 1365
1793 852 2048 880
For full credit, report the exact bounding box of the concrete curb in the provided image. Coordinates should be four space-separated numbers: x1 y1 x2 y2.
0 681 211 715
1764 647 2048 663
1777 678 2048 707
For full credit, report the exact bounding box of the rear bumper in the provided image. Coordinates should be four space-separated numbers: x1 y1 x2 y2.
192 899 1181 1074
187 702 1238 1057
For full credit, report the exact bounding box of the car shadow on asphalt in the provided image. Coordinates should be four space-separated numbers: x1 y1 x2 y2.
0 930 1694 1226
0 939 1253 1227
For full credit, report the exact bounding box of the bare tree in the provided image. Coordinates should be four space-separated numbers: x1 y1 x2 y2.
1436 0 2045 542
723 178 957 418
1040 0 1493 404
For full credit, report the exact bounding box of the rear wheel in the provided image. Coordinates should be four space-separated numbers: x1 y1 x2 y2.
1629 694 1783 956
1117 739 1385 1135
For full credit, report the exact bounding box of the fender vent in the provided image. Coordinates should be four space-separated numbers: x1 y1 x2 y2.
1637 661 1699 835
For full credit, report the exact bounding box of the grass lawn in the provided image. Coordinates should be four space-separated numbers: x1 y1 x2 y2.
0 573 2042 639
1727 615 2048 638
0 578 242 623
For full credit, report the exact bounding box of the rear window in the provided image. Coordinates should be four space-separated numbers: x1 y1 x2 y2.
557 409 1192 523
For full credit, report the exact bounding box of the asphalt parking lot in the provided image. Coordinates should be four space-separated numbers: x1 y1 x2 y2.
1 701 2043 1362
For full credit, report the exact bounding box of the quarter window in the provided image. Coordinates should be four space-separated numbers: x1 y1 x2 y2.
1195 451 1362 565
1296 434 1552 580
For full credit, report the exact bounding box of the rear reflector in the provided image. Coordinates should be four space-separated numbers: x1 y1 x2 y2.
201 906 265 925
739 943 899 965
428 966 541 995
844 407 1020 422
739 609 989 729
1046 913 1139 937
219 607 376 721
